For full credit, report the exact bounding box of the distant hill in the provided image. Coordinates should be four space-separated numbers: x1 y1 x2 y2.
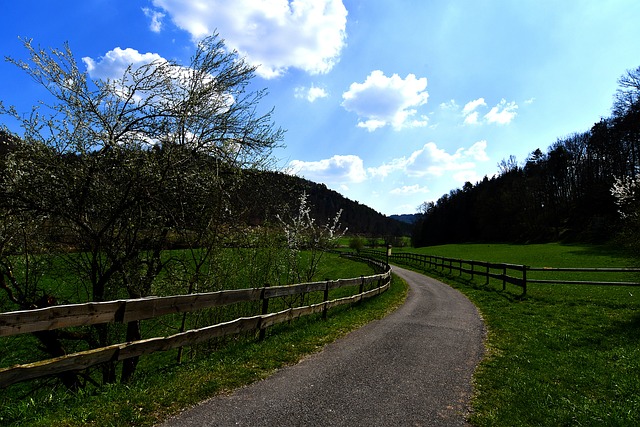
236 170 412 237
389 214 421 225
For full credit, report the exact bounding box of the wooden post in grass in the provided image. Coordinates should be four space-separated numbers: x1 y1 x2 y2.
259 284 270 341
470 262 475 280
522 267 528 297
322 279 330 320
502 266 507 290
485 264 490 285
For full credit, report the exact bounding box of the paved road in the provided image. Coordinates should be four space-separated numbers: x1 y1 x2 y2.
160 265 485 427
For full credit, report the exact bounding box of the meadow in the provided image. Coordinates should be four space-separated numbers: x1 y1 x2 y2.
394 243 640 426
0 251 408 427
3 242 639 426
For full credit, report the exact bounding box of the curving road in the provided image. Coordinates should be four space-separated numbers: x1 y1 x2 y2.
160 265 485 427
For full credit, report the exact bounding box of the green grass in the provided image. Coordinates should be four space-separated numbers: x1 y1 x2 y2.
393 243 640 426
0 253 408 427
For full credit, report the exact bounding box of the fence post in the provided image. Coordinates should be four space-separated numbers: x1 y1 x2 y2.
522 266 528 297
502 266 507 290
322 279 330 320
359 275 365 295
485 264 490 285
259 284 270 341
459 260 463 276
470 262 474 280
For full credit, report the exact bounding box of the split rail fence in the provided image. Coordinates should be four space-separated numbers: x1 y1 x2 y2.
0 256 390 388
359 249 640 297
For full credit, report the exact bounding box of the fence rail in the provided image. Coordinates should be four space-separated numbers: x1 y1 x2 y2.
359 249 640 296
0 257 390 388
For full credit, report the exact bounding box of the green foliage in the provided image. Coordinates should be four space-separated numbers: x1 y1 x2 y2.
349 236 365 252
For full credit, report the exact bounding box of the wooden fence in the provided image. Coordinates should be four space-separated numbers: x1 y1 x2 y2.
0 257 390 388
359 249 640 297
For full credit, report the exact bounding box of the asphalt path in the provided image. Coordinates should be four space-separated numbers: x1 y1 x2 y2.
160 265 486 427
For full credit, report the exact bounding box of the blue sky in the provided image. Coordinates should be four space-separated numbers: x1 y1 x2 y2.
2 1 640 216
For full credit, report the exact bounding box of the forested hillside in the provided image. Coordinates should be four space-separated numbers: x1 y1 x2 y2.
413 66 640 247
0 131 409 240
233 169 411 237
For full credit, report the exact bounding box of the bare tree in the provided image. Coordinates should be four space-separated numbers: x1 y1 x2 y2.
0 33 284 386
613 66 640 117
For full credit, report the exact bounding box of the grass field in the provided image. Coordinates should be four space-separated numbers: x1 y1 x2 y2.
393 243 640 426
0 252 408 427
5 242 639 426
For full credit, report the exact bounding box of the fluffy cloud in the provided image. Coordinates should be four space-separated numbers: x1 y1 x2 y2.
150 0 347 79
463 111 480 125
368 140 489 179
439 99 459 110
288 155 367 184
484 99 518 124
142 7 165 33
456 97 518 125
82 47 233 121
294 85 328 102
83 48 166 80
341 70 429 131
462 98 486 125
462 98 487 115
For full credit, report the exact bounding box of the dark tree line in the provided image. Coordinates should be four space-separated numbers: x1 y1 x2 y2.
234 170 412 238
413 66 640 247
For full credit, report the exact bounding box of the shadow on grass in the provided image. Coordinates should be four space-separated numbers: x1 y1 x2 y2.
606 311 640 343
561 242 636 264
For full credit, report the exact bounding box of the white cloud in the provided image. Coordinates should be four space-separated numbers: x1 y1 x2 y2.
288 155 367 184
462 97 486 115
463 140 490 161
390 184 430 195
83 48 166 80
151 0 347 79
341 70 429 131
368 140 489 181
439 99 459 110
142 7 165 33
484 99 518 124
456 97 517 125
461 98 486 125
463 111 480 125
294 85 328 102
82 47 233 121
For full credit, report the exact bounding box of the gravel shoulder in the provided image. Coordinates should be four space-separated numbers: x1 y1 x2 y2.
160 265 486 427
